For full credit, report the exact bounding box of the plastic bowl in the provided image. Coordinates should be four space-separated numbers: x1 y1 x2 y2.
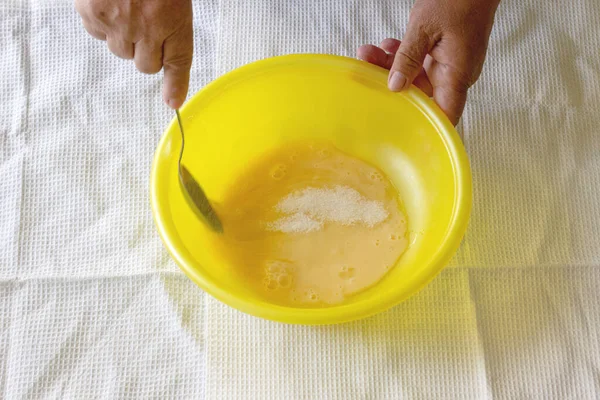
151 54 472 325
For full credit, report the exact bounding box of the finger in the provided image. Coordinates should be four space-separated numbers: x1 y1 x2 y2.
388 23 435 92
358 43 432 95
433 84 468 126
380 38 400 54
162 22 194 109
134 39 163 74
357 44 394 69
380 37 433 95
81 19 106 41
107 36 134 59
413 72 433 97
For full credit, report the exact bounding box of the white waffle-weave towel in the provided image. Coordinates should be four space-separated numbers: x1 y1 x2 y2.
1 0 599 399
0 0 218 397
205 0 600 399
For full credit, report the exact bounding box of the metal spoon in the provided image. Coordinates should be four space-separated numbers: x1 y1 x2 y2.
176 110 223 233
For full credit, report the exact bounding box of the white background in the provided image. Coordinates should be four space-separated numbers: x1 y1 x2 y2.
1 0 599 398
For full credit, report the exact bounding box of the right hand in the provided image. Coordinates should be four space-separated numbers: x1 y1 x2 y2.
75 0 194 109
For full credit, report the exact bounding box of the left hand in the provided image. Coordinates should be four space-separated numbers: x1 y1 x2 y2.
357 0 501 125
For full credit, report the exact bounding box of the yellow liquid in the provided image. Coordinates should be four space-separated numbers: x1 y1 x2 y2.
215 142 408 306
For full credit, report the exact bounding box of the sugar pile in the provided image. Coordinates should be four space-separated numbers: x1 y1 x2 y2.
267 213 324 233
266 185 388 233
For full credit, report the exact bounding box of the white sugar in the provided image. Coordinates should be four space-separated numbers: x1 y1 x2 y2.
266 212 323 234
266 186 388 233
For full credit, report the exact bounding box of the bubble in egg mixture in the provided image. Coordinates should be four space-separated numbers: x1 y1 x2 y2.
217 141 409 307
270 164 287 180
263 278 278 291
306 289 320 302
317 148 331 157
338 265 356 280
369 171 383 182
262 260 295 291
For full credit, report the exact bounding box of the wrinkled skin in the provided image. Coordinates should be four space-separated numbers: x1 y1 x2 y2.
75 0 193 109
75 0 500 118
358 0 501 125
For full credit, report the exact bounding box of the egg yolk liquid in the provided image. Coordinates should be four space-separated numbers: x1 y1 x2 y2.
215 142 408 306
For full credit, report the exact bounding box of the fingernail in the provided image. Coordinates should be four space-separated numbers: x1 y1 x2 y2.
388 71 407 92
167 98 179 109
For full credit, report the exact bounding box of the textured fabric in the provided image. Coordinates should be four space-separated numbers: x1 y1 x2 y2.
206 0 600 399
0 0 218 397
1 0 600 399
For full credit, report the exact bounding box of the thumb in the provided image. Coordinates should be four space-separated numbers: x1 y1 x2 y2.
162 21 194 109
388 22 435 92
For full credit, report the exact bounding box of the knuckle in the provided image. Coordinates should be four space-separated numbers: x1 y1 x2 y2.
164 54 193 70
109 47 132 59
107 37 132 59
449 81 470 95
114 53 132 60
88 0 107 18
137 62 162 75
408 7 442 39
85 27 105 41
395 50 422 73
412 21 430 39
407 16 430 37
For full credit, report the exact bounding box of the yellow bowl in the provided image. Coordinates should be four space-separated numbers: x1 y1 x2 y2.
151 54 472 325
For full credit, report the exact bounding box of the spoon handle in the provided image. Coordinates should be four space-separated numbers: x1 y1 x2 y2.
176 110 223 233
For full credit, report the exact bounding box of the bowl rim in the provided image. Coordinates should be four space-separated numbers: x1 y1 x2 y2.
150 54 472 325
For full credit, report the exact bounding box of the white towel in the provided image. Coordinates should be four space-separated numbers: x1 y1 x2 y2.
205 1 600 398
1 0 599 398
0 0 218 397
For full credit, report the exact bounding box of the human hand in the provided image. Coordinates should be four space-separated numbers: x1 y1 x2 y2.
358 0 500 125
75 0 193 109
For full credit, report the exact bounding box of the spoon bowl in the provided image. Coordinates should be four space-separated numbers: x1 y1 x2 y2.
176 110 223 233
